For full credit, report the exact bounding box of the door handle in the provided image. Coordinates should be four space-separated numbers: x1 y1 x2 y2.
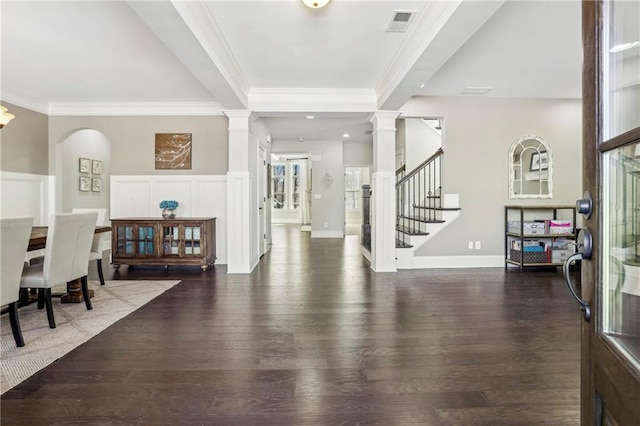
563 252 591 322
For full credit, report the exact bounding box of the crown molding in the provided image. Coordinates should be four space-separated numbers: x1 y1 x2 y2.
48 102 225 116
1 92 50 115
249 88 377 112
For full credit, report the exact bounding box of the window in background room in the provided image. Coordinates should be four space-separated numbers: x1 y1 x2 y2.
345 167 361 210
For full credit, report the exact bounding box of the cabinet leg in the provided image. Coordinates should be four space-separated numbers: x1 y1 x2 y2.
201 265 208 272
113 264 120 270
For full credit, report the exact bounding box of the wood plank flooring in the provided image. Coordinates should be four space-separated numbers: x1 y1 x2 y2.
1 224 581 425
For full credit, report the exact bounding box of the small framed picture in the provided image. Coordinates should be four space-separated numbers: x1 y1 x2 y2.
92 159 102 175
79 176 91 192
79 157 91 173
92 178 102 192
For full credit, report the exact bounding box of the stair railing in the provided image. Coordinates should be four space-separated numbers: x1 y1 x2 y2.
395 148 444 248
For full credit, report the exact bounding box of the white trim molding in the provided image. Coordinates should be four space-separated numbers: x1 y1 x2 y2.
49 102 225 116
397 255 504 269
311 230 344 238
249 88 377 112
226 171 252 273
0 171 55 225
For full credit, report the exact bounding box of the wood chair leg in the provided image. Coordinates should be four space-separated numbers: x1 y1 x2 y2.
44 288 56 329
37 288 45 310
8 302 25 347
97 259 106 286
81 276 93 310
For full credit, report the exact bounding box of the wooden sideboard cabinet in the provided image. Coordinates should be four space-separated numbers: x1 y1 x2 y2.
111 217 216 271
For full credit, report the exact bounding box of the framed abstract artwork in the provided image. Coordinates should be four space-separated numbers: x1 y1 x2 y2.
79 157 91 173
92 159 102 175
155 133 192 170
79 176 90 192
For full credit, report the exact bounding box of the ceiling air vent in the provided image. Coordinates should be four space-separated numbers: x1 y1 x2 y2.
364 130 373 135
460 86 494 95
386 10 415 32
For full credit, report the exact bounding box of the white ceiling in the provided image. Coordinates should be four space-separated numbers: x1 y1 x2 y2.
1 0 582 145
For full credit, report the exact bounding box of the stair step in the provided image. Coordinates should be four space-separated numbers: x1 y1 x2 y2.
396 239 413 249
398 215 445 224
396 226 429 236
413 206 462 211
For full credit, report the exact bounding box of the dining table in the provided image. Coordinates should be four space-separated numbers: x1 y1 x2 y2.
27 225 111 303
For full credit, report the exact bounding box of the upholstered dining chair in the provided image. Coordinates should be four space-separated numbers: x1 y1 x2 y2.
20 212 98 328
72 208 108 286
0 217 34 347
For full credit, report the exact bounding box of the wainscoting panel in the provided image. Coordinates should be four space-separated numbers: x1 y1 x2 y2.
0 172 55 225
111 175 227 264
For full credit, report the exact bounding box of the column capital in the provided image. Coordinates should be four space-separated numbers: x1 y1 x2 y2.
367 110 401 125
223 110 258 123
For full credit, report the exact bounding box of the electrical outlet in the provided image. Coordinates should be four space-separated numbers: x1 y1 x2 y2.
324 222 328 228
468 241 474 249
475 241 481 250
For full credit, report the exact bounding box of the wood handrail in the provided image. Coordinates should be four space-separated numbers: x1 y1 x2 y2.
396 148 443 187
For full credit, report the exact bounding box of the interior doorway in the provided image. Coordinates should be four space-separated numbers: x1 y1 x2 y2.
344 166 370 236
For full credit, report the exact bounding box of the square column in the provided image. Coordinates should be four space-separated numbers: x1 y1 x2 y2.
225 110 254 274
368 111 400 272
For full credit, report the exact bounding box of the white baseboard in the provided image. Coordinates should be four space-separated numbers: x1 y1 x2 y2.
311 230 343 238
397 254 504 269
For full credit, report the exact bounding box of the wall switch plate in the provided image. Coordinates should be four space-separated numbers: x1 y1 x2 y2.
314 194 321 199
468 241 474 249
324 222 328 228
475 241 481 250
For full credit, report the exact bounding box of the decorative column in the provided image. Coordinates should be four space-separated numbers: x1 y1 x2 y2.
368 111 400 272
225 110 253 274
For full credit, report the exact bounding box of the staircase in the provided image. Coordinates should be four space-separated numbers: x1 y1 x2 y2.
395 148 461 267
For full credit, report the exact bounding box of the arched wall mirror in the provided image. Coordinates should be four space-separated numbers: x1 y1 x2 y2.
509 135 553 199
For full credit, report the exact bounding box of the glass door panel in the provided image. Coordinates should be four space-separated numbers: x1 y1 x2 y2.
162 225 180 255
603 0 640 139
137 226 155 255
115 225 134 256
272 163 286 209
601 141 640 366
184 225 201 255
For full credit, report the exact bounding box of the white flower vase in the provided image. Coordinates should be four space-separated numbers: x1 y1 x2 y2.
162 208 176 219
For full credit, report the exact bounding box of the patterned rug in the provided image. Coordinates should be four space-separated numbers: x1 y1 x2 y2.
0 280 180 394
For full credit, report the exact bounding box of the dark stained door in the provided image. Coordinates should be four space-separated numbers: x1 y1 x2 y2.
580 0 640 424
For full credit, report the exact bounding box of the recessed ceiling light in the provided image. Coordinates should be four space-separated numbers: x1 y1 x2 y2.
420 83 425 88
343 133 350 138
299 138 305 142
306 115 315 119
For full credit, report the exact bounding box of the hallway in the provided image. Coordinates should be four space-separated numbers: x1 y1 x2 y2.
1 225 580 425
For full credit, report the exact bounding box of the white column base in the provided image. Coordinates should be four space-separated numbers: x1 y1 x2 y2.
226 171 252 274
370 171 396 272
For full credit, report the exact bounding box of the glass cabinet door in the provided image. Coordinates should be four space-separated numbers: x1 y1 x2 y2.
183 225 202 255
162 225 180 256
137 225 155 256
114 225 135 257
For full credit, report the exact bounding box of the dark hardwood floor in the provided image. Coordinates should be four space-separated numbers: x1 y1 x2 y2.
1 224 581 425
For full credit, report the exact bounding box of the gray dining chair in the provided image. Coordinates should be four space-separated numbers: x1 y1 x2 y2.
20 212 98 328
1 217 34 347
72 208 109 286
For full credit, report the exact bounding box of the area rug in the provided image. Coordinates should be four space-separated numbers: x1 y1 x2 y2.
0 279 180 394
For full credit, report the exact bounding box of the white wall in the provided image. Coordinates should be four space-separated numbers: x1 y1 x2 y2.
110 175 228 264
400 96 582 258
404 118 442 173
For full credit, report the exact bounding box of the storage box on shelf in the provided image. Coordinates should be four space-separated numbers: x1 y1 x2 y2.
111 217 216 271
505 205 577 271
